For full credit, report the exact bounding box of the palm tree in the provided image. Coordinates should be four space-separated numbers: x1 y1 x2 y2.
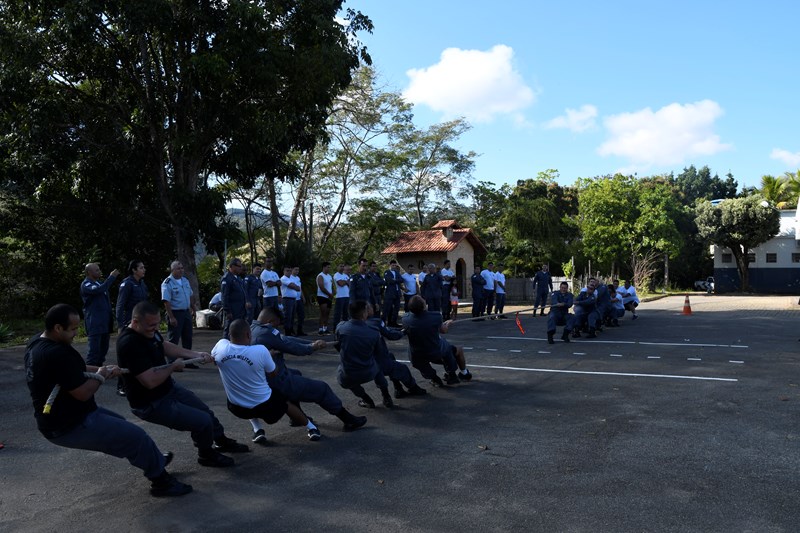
781 170 800 208
760 174 788 206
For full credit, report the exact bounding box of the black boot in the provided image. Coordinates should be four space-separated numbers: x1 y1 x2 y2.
392 379 409 398
587 328 597 338
561 330 571 343
357 392 375 408
336 407 367 431
117 379 126 397
407 384 427 396
381 387 394 408
547 331 555 344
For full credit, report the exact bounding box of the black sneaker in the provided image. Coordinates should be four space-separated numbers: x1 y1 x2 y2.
407 385 427 396
457 370 472 381
212 437 250 453
444 372 460 385
117 381 127 397
252 429 267 444
358 398 375 409
547 332 555 344
307 426 321 441
163 451 174 467
430 376 444 387
382 395 395 408
394 388 409 399
290 416 313 428
561 331 571 343
342 415 367 432
150 471 193 497
197 450 235 467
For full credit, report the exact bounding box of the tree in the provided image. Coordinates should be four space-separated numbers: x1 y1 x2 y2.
695 196 780 291
675 165 738 203
0 1 372 300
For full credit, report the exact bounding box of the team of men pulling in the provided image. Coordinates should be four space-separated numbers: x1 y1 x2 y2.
26 257 638 497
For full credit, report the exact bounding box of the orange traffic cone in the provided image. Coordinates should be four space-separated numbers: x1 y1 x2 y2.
682 294 692 315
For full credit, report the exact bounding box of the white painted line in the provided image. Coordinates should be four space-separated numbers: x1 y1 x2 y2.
729 360 745 364
488 336 748 349
687 358 702 361
463 347 473 350
463 363 738 382
647 356 661 359
510 349 522 353
487 348 498 352
610 354 622 357
573 352 586 355
538 351 550 354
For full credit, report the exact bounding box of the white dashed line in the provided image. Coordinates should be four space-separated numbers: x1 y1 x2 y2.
538 351 550 354
687 357 702 361
610 354 622 357
647 356 661 359
573 352 586 355
510 349 522 353
463 347 473 350
488 336 748 349
487 348 498 352
729 360 745 364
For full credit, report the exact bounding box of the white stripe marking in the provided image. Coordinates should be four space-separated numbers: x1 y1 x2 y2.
687 358 702 361
488 336 749 349
647 356 661 359
462 363 738 382
487 348 498 352
610 354 622 357
510 349 522 353
573 352 586 355
538 351 550 354
729 360 744 364
463 347 473 350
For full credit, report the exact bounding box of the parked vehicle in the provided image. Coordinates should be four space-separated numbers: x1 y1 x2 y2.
694 276 715 292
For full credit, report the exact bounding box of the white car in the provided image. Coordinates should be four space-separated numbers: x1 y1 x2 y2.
694 276 715 292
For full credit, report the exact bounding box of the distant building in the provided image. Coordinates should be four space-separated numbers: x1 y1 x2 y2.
713 209 800 293
382 220 487 299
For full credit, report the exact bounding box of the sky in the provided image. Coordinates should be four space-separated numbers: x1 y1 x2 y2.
341 0 800 190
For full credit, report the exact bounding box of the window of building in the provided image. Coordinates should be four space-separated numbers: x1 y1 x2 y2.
766 253 777 263
792 253 800 263
721 253 732 263
747 252 756 263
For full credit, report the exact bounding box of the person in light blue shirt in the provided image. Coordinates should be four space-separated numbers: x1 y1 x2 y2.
161 260 195 350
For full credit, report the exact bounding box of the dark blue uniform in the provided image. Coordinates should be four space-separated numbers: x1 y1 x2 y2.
220 271 246 339
533 270 553 312
349 273 375 305
421 271 443 312
116 276 148 331
335 319 388 401
250 321 343 415
243 274 262 323
401 310 458 381
594 284 612 327
369 271 384 309
366 317 418 390
382 269 402 326
470 273 485 317
547 291 575 336
81 273 118 366
573 289 600 335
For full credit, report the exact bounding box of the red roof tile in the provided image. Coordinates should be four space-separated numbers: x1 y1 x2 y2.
382 227 487 255
431 220 460 229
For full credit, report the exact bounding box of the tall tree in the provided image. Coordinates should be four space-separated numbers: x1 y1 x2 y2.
695 196 780 291
0 1 372 298
675 165 738 203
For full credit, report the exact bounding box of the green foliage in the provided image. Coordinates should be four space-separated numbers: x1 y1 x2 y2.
695 195 781 291
675 165 738 203
0 323 14 343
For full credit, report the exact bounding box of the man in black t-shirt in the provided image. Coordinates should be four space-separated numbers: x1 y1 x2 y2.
117 301 249 468
25 304 191 497
401 295 472 386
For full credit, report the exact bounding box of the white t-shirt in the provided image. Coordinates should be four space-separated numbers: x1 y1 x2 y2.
317 272 333 298
260 269 280 298
334 272 350 298
211 339 276 408
292 275 302 300
495 272 506 294
440 268 455 285
619 285 639 305
280 275 298 299
401 273 417 295
480 269 495 291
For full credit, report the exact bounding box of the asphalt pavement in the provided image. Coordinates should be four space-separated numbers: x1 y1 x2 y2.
1 294 798 532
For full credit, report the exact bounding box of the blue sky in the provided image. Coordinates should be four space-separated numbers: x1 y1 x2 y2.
342 0 800 190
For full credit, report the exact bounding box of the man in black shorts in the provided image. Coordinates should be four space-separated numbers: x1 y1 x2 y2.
402 295 472 386
25 304 190 497
116 301 249 468
211 319 320 440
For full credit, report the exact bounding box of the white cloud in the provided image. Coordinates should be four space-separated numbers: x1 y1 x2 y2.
597 100 732 167
544 105 598 132
403 44 535 123
770 148 800 168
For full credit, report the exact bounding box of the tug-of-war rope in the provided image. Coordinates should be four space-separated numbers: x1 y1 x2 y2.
43 357 208 414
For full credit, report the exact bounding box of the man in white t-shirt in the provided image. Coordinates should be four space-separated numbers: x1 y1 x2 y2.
616 279 640 319
280 267 300 335
480 262 496 317
439 260 455 320
493 264 507 318
211 319 320 441
333 263 351 326
316 262 334 335
400 264 418 313
259 257 280 309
